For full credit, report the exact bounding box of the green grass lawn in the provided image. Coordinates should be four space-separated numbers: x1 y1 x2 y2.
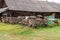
0 23 60 40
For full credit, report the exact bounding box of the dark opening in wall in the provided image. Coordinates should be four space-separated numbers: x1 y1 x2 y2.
55 12 60 18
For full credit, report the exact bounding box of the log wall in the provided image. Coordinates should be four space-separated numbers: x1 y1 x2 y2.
0 0 7 8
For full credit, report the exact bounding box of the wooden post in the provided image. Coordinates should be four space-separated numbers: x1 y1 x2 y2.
51 13 55 17
52 13 56 26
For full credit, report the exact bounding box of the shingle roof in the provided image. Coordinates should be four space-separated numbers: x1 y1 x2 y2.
0 7 8 13
4 0 60 12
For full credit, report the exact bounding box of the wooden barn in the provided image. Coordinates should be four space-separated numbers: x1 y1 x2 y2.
3 0 60 17
0 0 60 27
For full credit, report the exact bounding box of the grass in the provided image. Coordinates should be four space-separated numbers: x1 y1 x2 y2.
0 23 60 40
0 23 34 35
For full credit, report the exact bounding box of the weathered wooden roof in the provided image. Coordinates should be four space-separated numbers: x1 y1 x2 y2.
0 7 8 13
5 0 60 12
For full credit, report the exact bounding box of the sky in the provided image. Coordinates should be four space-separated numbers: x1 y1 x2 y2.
48 0 60 3
43 0 60 3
